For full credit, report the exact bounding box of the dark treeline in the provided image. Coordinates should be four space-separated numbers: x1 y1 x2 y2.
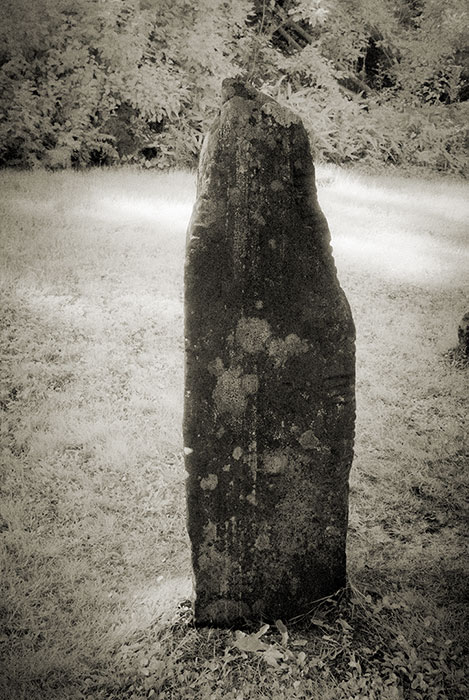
0 0 467 174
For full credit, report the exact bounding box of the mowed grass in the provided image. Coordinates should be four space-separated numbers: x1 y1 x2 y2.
0 166 467 700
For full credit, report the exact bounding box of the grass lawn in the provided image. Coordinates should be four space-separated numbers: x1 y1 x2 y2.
0 165 468 699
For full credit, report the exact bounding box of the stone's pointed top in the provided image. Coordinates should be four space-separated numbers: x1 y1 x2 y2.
222 78 260 104
221 78 300 127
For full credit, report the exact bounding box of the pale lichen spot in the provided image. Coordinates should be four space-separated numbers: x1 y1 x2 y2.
235 316 271 354
261 101 300 127
252 211 266 226
213 366 257 417
268 238 277 250
325 525 341 538
241 374 259 395
200 474 218 491
268 333 309 368
255 532 271 550
203 520 217 541
299 430 318 449
223 464 231 472
263 450 289 474
229 185 242 205
246 491 257 505
298 430 329 454
270 180 284 192
184 446 193 456
208 357 225 377
255 300 264 310
232 446 243 460
216 426 226 439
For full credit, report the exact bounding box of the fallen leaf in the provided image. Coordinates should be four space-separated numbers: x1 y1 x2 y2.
263 647 285 667
233 630 268 653
292 639 308 647
275 619 289 646
297 651 306 666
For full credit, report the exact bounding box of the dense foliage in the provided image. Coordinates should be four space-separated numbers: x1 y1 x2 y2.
0 0 467 173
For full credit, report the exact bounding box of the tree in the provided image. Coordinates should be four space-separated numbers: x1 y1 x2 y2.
0 0 467 173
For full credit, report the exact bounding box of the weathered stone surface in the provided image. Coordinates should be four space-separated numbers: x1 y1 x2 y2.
184 79 355 626
458 313 469 356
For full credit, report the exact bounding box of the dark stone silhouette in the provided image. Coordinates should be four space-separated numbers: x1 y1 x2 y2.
184 79 355 626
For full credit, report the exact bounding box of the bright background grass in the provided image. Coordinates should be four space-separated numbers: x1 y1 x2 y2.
0 166 468 699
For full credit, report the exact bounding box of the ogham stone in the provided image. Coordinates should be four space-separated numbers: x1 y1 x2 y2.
184 79 355 626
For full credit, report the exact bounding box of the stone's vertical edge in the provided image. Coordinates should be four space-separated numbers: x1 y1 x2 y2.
184 79 355 627
458 312 469 356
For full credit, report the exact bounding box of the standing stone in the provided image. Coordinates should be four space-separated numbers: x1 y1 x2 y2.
184 79 355 626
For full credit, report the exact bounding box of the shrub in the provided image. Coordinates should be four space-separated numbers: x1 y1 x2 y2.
0 0 467 175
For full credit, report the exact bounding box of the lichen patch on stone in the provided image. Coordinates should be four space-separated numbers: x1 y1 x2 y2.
252 211 266 226
261 101 300 127
241 374 259 394
298 430 320 450
200 474 218 491
235 316 272 354
325 525 342 538
298 429 330 455
270 180 284 192
203 520 217 542
246 491 257 505
263 450 289 474
255 531 271 550
232 446 243 460
267 333 309 368
212 366 258 418
208 357 225 377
